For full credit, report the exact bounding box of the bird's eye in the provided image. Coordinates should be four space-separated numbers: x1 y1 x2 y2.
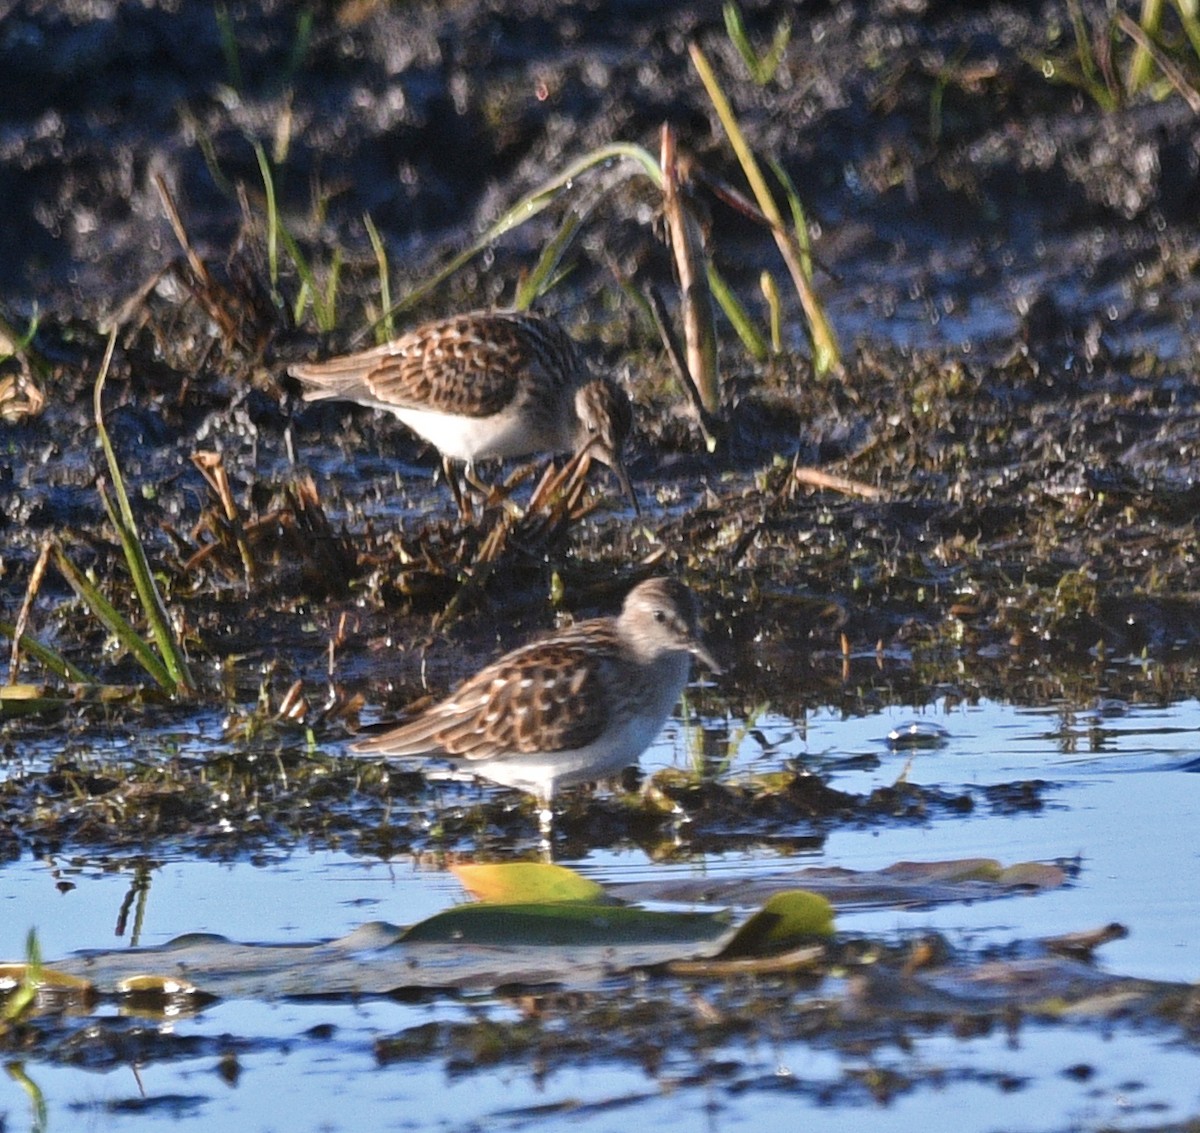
653 608 666 623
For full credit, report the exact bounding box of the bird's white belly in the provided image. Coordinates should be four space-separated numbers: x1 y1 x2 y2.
472 717 661 798
469 658 692 798
389 405 549 463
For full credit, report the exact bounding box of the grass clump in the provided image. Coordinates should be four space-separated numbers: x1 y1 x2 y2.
1039 0 1200 112
5 331 198 699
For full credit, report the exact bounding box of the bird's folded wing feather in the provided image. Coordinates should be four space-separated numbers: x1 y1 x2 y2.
362 332 527 417
353 638 613 759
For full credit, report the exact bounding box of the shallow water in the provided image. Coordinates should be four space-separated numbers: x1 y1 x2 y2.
15 1020 1200 1133
2 693 1198 1132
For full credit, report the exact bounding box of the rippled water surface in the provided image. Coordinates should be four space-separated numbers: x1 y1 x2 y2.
3 693 1198 1133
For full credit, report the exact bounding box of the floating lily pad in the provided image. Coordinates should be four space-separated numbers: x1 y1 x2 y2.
22 859 1076 999
451 861 611 904
401 902 729 946
718 890 835 956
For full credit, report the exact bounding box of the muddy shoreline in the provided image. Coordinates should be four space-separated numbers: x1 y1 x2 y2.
2 0 1200 856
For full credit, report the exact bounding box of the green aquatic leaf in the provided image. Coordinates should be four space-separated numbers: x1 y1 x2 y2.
0 684 69 719
451 862 610 905
718 890 836 957
400 902 729 947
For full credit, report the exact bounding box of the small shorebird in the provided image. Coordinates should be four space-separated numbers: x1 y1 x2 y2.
288 310 638 515
351 577 719 833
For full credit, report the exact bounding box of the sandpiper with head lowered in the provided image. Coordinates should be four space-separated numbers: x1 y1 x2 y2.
288 310 637 516
351 577 719 834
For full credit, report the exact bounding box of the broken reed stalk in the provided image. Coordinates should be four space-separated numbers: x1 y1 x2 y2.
192 451 258 589
7 539 52 686
792 465 889 500
660 124 720 417
153 173 242 345
688 41 841 377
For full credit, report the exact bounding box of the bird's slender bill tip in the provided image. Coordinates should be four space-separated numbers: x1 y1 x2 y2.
605 451 640 516
580 431 639 515
691 641 722 675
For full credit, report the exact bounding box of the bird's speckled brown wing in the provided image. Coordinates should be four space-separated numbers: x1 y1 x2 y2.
361 314 533 416
291 312 581 419
353 621 618 760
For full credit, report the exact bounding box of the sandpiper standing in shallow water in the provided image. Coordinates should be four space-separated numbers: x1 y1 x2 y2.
288 310 637 516
351 577 719 834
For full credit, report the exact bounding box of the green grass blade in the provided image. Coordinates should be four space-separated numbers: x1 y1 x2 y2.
285 5 315 85
2 930 43 1033
513 204 587 310
6 1061 48 1132
0 620 97 685
724 1 758 78
1127 0 1164 92
275 214 330 328
0 305 49 379
1063 0 1119 109
52 544 175 691
93 330 194 693
1175 0 1200 60
764 16 793 82
707 263 768 361
760 271 782 353
215 3 244 93
359 142 661 343
363 212 395 342
724 0 790 85
292 278 312 328
254 142 281 295
768 157 813 278
690 41 840 375
319 245 342 332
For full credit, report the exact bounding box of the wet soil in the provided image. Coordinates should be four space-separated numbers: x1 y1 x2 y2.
2 0 1200 860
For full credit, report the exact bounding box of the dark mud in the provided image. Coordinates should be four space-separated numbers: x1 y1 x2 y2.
2 0 1200 860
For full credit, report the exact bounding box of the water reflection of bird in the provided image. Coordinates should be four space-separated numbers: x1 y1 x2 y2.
288 310 637 516
351 577 719 835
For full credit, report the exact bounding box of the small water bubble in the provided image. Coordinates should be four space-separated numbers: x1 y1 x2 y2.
1088 698 1128 720
886 720 950 750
